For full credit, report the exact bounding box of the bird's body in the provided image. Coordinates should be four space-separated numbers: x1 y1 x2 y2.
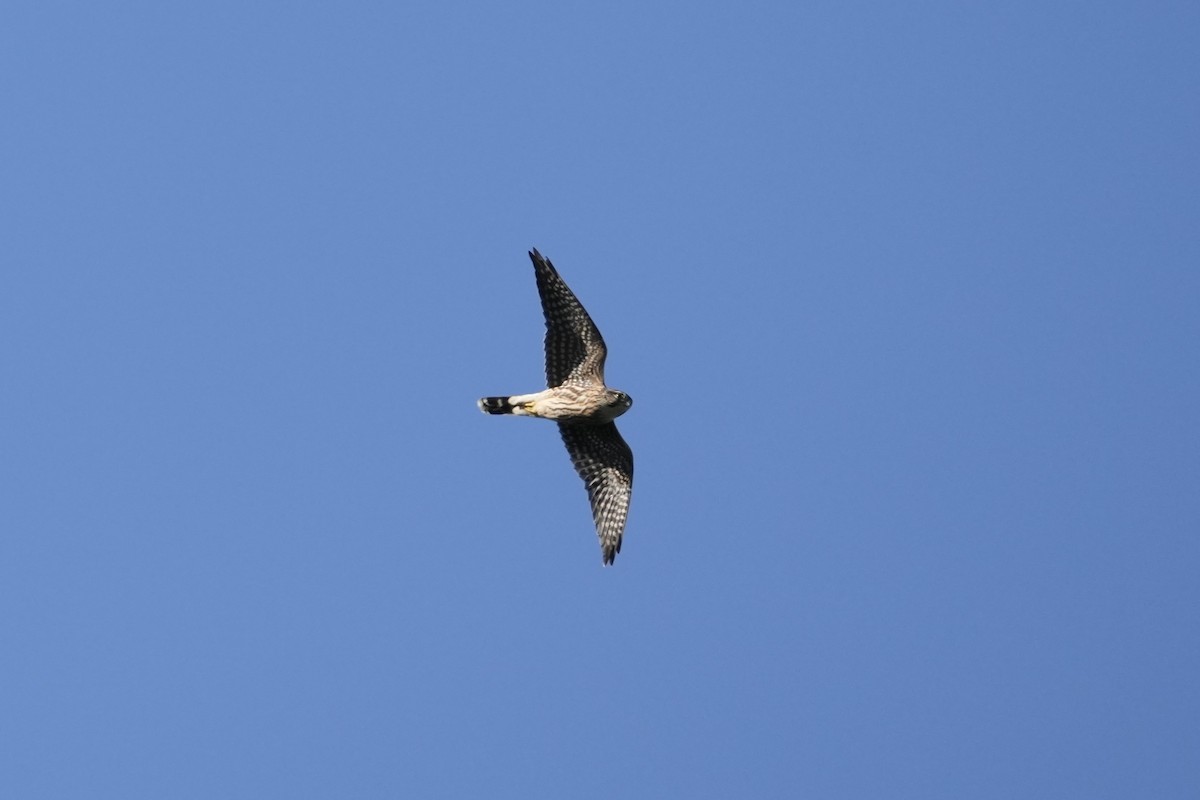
479 385 629 422
478 249 634 565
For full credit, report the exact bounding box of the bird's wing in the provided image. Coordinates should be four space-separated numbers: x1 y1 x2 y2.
530 249 607 388
558 421 633 565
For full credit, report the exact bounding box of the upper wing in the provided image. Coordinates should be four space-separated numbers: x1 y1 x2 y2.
558 421 633 566
530 249 607 388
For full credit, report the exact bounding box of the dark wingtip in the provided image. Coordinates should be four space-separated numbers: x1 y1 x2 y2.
600 534 623 566
528 248 556 274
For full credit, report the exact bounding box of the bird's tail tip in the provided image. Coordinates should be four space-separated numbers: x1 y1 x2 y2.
478 396 516 415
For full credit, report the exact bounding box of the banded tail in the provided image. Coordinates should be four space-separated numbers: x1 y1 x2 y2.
478 396 517 415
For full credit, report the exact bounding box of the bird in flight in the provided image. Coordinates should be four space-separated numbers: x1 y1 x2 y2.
478 249 634 565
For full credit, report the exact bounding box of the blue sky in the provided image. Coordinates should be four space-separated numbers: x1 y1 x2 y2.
2 2 1198 797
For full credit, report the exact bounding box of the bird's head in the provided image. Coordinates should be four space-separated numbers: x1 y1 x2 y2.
607 390 633 413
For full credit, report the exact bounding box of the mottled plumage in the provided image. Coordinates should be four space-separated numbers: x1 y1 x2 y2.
532 251 608 387
558 422 633 565
478 249 635 565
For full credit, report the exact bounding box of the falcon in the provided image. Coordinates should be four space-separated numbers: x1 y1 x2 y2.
478 249 634 565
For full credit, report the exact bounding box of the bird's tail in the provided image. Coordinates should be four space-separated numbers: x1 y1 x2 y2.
478 396 517 415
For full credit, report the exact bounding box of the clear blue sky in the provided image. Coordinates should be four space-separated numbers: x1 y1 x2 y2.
2 2 1197 797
